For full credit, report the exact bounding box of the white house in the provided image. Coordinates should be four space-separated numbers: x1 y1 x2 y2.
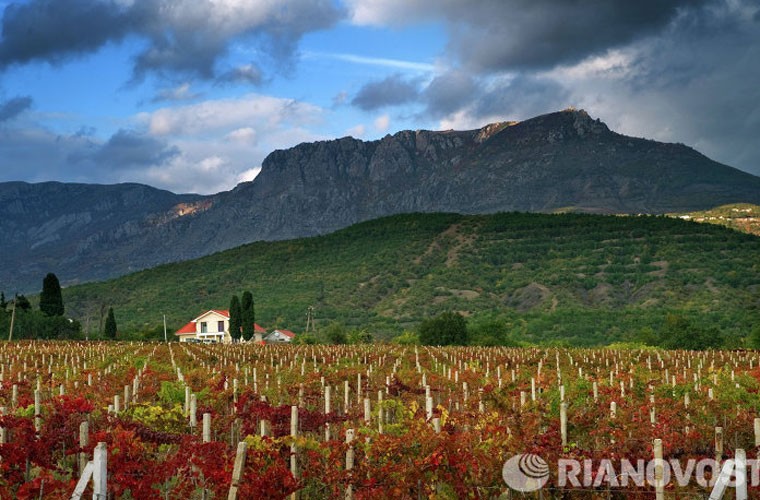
175 309 266 343
264 329 296 343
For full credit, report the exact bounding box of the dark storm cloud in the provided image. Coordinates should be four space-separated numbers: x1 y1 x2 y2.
0 0 134 69
0 0 342 80
0 95 32 121
419 70 568 123
608 0 760 176
436 0 712 71
72 129 180 169
472 76 570 120
422 70 479 118
351 74 421 111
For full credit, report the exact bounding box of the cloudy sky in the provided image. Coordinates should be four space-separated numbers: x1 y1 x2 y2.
0 0 758 194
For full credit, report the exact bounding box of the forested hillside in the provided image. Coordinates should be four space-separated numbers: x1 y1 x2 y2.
35 212 758 346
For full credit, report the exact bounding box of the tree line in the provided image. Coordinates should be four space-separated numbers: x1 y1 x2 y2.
1 273 118 340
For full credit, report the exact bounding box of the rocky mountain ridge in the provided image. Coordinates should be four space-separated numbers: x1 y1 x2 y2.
2 109 759 293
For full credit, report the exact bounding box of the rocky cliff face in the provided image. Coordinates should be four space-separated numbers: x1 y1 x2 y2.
2 109 759 293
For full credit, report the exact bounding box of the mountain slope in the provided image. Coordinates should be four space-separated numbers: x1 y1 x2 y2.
0 181 205 292
2 109 759 293
56 212 760 346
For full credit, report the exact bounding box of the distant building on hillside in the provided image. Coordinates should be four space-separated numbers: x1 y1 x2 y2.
175 309 266 343
265 329 296 343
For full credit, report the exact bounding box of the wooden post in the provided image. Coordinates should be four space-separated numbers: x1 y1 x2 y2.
79 421 89 476
345 429 355 500
325 386 331 441
0 406 6 444
184 386 191 416
754 418 760 448
34 389 41 433
227 441 248 500
653 438 664 500
189 394 197 429
203 413 212 443
93 441 107 500
715 426 724 463
290 406 299 500
363 398 371 424
560 402 567 447
735 448 748 499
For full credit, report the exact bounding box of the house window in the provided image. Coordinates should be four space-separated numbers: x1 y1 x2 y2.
218 321 225 332
200 321 207 333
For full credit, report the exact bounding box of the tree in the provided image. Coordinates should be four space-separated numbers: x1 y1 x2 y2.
748 324 760 349
241 291 255 340
0 292 6 310
104 307 117 339
40 272 64 317
229 295 242 341
659 314 723 351
418 311 469 346
323 321 348 345
14 294 31 311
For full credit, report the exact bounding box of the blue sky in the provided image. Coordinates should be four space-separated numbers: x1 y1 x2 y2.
0 0 758 194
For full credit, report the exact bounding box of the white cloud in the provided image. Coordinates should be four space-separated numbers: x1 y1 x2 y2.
374 114 390 132
345 124 366 137
237 167 261 184
226 127 257 145
143 93 322 137
345 0 433 26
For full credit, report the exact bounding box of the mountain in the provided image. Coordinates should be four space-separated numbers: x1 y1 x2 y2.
0 182 205 293
2 109 759 293
55 212 760 345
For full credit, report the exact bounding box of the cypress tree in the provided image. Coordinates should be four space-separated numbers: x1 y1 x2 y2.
229 294 242 341
104 307 117 339
241 291 254 340
40 272 64 317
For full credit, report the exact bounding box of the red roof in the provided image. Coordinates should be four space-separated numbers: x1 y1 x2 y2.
275 329 296 339
175 321 196 335
175 309 268 335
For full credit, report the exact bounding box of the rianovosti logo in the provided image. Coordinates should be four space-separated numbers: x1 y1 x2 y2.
502 452 754 498
501 453 550 492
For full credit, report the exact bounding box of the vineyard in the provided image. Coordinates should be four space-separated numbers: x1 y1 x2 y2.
2 341 760 498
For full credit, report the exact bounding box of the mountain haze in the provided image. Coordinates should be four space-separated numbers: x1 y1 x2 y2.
2 109 759 293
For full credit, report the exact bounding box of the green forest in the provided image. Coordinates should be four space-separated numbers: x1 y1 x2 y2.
1 212 758 347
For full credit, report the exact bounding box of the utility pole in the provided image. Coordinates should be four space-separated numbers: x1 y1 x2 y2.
305 306 315 333
8 299 16 342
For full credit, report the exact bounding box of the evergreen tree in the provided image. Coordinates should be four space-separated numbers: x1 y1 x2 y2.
104 307 117 339
229 294 242 341
14 294 31 311
418 311 469 346
40 272 65 317
241 291 254 340
0 292 6 310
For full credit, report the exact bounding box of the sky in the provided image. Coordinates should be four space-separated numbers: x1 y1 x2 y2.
0 0 758 195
